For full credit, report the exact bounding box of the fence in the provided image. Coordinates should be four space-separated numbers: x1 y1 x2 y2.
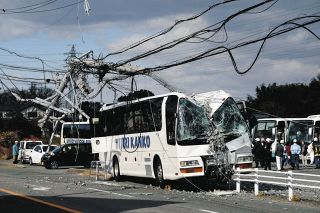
234 168 320 201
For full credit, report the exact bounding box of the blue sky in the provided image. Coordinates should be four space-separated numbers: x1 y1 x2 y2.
0 0 319 102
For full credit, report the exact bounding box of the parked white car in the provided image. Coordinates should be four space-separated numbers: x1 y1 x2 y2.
18 141 43 163
29 144 57 165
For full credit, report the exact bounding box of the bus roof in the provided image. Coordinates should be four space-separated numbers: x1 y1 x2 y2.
101 92 185 111
307 114 320 119
100 90 232 113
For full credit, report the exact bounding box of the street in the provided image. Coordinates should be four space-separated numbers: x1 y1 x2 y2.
0 161 319 213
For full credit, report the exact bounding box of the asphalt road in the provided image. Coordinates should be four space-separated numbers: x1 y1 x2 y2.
0 161 319 213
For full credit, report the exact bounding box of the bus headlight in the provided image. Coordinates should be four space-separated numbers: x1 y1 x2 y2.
180 160 199 167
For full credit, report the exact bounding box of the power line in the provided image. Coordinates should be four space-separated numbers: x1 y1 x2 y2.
123 16 320 75
2 0 58 11
103 0 240 59
0 63 65 73
0 0 84 15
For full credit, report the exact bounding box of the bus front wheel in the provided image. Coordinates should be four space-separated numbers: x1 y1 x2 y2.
154 159 165 189
113 157 121 182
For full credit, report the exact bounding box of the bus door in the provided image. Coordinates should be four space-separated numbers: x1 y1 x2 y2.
134 97 165 176
314 121 320 140
164 95 178 157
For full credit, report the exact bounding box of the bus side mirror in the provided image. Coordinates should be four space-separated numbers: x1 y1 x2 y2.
272 127 276 136
308 127 313 136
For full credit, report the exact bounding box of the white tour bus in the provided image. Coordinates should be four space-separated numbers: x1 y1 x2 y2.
287 115 320 144
91 91 252 187
61 121 91 144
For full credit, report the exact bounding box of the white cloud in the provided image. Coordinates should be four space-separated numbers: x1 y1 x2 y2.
0 18 37 40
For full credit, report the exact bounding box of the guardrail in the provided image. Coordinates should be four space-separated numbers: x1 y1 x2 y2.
234 168 320 201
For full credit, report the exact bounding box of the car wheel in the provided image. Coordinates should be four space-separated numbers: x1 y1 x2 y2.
29 158 33 165
154 159 165 189
113 157 121 182
50 161 59 169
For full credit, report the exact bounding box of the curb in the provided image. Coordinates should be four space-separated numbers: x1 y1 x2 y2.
0 162 26 168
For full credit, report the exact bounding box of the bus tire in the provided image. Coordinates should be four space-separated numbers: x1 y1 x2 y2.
113 157 121 182
154 158 165 189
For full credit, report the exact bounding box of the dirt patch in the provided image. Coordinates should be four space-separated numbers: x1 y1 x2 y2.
67 168 112 180
255 192 320 208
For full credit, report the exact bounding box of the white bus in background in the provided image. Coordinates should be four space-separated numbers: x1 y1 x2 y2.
61 121 91 144
287 115 320 144
91 90 253 187
252 118 289 143
252 118 290 157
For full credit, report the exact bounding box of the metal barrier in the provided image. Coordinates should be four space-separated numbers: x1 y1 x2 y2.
234 168 320 201
91 160 102 180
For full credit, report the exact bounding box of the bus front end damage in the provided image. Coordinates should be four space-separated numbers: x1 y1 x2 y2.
191 91 253 181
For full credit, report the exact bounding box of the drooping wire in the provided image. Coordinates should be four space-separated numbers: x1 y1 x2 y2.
0 0 84 15
103 0 240 59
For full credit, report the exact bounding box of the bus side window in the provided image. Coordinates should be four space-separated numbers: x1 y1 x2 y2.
277 121 285 140
315 121 320 138
166 95 178 145
278 121 285 132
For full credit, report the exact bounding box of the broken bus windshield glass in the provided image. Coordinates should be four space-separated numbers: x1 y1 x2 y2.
177 98 211 145
212 97 249 142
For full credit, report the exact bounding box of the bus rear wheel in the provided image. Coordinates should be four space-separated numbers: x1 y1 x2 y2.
154 159 165 189
113 157 121 182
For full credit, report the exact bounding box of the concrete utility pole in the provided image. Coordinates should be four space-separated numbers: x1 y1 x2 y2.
74 56 181 93
38 73 70 130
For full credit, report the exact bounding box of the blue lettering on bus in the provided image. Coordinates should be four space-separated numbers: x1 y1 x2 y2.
146 136 150 147
116 135 151 150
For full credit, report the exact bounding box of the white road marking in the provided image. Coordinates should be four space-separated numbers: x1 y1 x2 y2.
199 209 219 213
87 187 134 198
26 184 51 191
93 181 122 187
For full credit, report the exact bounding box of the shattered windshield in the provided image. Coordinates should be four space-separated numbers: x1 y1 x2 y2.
177 98 211 145
212 97 249 142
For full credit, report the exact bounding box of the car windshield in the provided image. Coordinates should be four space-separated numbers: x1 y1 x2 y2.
26 142 42 149
177 98 211 145
52 146 61 154
288 120 313 143
43 146 56 152
212 97 249 142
